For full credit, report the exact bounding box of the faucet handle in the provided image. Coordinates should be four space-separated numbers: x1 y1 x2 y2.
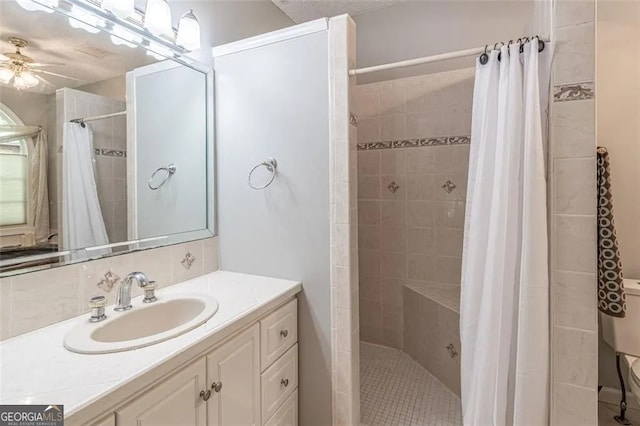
89 296 107 323
143 281 157 304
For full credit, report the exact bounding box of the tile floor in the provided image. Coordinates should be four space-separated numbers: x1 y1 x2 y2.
360 342 463 426
599 401 640 425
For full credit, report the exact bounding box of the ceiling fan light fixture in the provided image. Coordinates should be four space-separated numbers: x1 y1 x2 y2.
14 72 39 89
18 71 39 87
0 69 14 85
144 0 172 37
176 9 200 51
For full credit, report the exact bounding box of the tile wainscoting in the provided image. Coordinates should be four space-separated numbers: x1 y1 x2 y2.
0 237 218 340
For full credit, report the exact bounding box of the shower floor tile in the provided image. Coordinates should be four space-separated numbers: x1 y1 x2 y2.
360 342 463 426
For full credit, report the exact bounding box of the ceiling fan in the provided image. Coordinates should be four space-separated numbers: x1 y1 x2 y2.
0 36 85 90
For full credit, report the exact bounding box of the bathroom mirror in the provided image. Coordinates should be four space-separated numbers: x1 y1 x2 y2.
0 0 214 276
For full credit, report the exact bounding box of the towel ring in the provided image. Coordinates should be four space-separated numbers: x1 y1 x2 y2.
248 158 278 190
148 163 177 190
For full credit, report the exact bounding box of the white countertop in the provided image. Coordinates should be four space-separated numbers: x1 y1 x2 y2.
0 270 301 423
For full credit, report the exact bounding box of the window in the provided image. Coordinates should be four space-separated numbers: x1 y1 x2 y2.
0 104 29 227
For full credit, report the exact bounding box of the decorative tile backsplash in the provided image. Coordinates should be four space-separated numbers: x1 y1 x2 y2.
357 136 471 151
0 237 218 340
97 271 120 292
181 252 196 269
553 81 595 102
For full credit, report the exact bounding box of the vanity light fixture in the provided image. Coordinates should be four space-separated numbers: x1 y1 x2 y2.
16 0 58 13
144 0 172 37
176 9 201 51
68 4 106 33
101 0 134 20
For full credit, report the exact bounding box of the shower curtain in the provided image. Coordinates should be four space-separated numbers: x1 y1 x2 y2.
62 123 109 251
461 41 553 425
0 125 50 243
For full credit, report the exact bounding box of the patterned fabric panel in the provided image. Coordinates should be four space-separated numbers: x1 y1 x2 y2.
597 146 626 317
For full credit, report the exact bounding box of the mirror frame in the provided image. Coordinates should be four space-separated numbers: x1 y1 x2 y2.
0 0 216 277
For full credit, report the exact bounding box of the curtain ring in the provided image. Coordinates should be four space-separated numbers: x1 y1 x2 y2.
535 36 545 52
495 41 504 62
479 44 489 65
519 37 529 53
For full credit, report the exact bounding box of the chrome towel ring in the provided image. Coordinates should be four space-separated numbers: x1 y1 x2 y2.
248 158 278 190
148 163 177 190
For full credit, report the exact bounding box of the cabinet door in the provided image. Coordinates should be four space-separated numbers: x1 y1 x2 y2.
207 323 261 426
116 358 207 426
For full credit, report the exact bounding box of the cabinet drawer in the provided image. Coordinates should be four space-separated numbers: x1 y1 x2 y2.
261 344 298 421
264 390 298 426
260 299 297 370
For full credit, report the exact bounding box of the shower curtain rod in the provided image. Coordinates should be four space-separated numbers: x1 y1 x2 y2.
69 110 126 125
348 38 549 76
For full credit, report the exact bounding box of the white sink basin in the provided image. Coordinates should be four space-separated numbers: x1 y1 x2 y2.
64 293 219 354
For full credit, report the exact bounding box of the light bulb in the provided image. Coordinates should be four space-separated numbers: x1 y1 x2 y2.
68 5 106 34
14 72 38 90
144 0 172 36
16 0 58 13
176 10 201 51
0 69 14 85
102 0 134 19
17 71 39 88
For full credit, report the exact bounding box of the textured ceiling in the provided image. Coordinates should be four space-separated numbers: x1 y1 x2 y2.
0 1 157 95
270 0 404 23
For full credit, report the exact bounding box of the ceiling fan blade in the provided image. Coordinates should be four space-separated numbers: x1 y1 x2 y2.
29 62 66 67
34 74 56 88
32 69 86 83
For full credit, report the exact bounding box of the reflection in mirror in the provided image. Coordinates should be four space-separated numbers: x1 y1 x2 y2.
0 0 213 275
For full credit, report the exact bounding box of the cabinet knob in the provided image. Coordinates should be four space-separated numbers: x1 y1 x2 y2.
281 378 289 388
211 381 223 393
280 329 289 338
200 390 211 401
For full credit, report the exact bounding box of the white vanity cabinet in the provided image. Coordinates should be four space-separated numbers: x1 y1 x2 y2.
207 324 260 426
106 298 298 426
116 359 208 426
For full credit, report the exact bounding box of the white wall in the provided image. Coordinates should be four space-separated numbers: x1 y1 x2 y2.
597 0 640 391
353 0 537 83
214 30 332 426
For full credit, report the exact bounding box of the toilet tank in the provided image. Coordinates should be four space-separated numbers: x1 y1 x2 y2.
602 278 640 356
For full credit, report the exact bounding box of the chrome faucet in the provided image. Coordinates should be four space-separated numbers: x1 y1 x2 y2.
114 272 156 311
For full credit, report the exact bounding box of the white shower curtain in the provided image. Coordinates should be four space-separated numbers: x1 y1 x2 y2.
62 123 109 251
461 41 553 425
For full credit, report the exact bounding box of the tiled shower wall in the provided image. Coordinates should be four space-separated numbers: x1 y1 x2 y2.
57 88 127 245
353 68 474 348
549 0 598 423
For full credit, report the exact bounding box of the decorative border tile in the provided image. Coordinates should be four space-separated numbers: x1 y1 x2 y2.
554 81 594 102
56 147 127 157
95 148 127 157
356 135 470 151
